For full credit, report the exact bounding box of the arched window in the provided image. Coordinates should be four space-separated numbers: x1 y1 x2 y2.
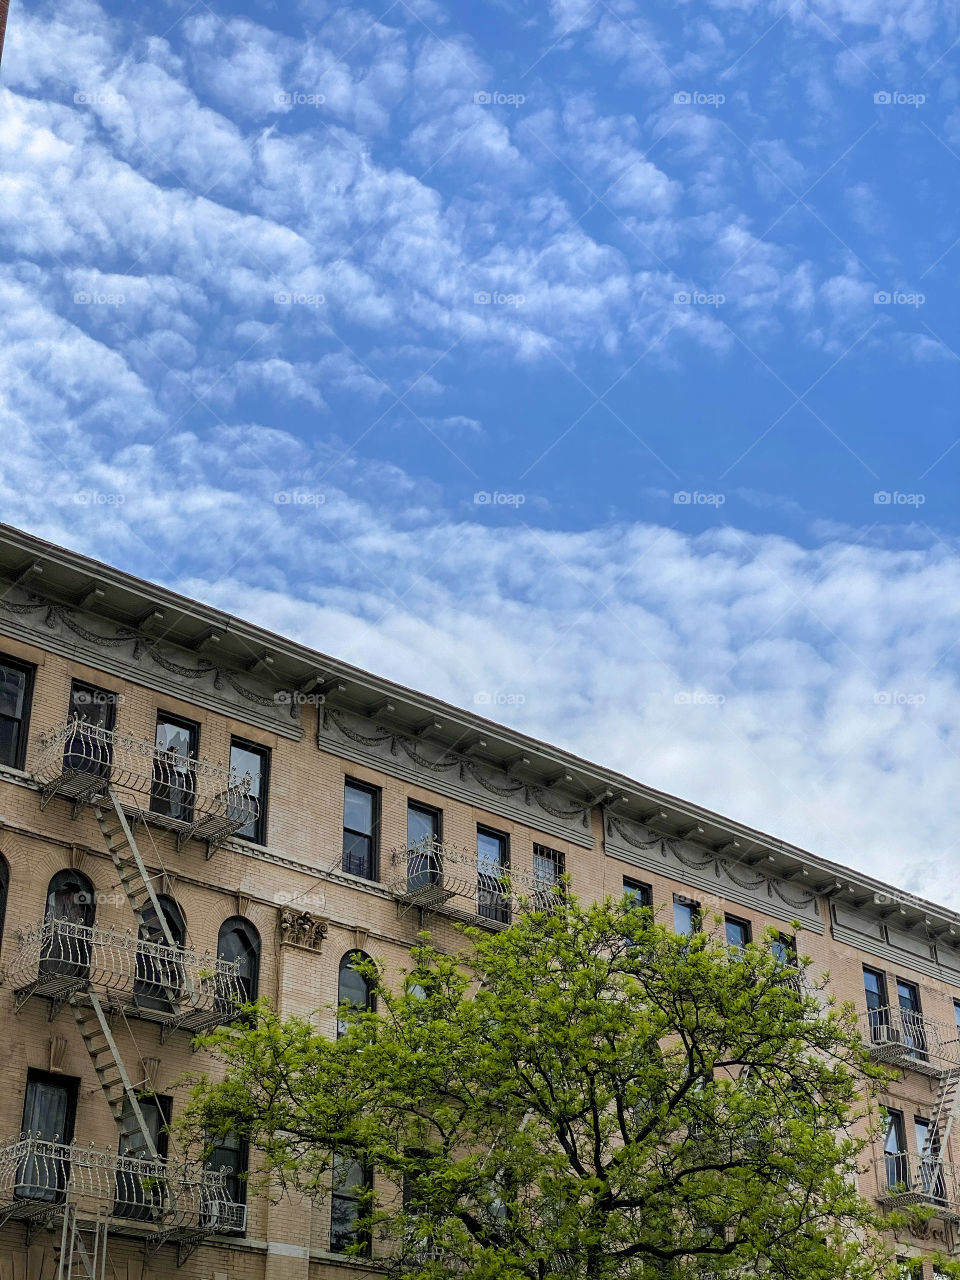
218 917 260 1005
41 868 95 978
0 855 8 949
337 951 376 1037
135 895 186 1012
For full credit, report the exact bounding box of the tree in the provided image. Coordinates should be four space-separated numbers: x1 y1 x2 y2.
183 895 941 1279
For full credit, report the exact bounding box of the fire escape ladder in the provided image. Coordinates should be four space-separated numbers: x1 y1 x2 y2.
923 1064 960 1159
94 789 175 948
72 991 159 1160
57 1202 108 1280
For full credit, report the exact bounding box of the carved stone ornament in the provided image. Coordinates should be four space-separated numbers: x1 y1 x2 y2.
279 906 328 951
48 1036 69 1072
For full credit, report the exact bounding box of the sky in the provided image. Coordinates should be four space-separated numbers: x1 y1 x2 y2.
1 0 960 901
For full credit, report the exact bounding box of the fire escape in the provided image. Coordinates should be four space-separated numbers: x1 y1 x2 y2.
864 1003 960 1229
385 839 549 927
0 717 259 1274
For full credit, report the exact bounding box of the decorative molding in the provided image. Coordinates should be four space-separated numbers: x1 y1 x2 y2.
604 811 824 933
832 913 960 990
351 927 370 952
48 1036 69 1072
140 1057 162 1090
279 907 328 951
0 586 304 741
235 893 252 918
319 707 596 849
67 845 87 872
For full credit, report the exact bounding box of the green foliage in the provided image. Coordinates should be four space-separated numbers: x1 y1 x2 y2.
182 896 932 1278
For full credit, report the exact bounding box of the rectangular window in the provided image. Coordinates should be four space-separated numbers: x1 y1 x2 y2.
406 801 442 892
724 915 751 949
205 1131 248 1234
0 654 35 769
897 978 928 1060
896 1261 923 1280
770 933 796 966
330 1153 372 1255
229 738 269 845
17 1070 78 1201
533 844 564 908
955 999 960 1034
673 894 700 936
883 1108 907 1190
115 1094 170 1220
477 826 510 924
150 712 199 824
863 967 889 1042
623 877 652 909
342 780 380 880
64 680 119 779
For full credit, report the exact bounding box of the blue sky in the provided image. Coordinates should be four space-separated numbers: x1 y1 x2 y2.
2 0 960 899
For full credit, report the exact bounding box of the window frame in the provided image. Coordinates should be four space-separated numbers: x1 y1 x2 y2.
407 799 442 847
329 1151 373 1256
205 1129 249 1234
0 854 8 952
229 737 270 846
533 844 565 907
623 877 653 909
0 652 35 770
724 914 752 949
342 778 381 881
67 678 119 731
150 710 200 824
673 893 701 936
337 950 377 1037
217 916 261 1005
477 824 510 925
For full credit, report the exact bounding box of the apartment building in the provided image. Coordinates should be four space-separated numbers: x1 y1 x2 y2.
0 520 955 1280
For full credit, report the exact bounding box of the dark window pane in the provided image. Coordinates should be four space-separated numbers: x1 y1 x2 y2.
342 830 373 879
477 829 509 924
330 1154 371 1254
0 658 32 770
338 952 375 1035
218 918 260 1004
17 1071 77 1201
0 663 26 719
0 855 8 946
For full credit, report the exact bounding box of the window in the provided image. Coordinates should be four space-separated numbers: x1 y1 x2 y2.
342 780 380 880
330 1153 372 1255
914 1116 945 1199
0 854 8 950
64 680 118 778
724 916 751 949
863 967 889 1042
205 1130 248 1232
134 895 186 1012
477 826 510 924
623 877 652 909
0 654 34 769
897 979 928 1059
338 951 376 1037
217 917 260 1004
17 1070 78 1201
673 895 700 936
883 1108 907 1190
115 1094 170 1220
533 845 564 908
151 713 199 824
770 933 796 966
229 738 269 844
41 869 95 979
406 801 442 892
897 1260 923 1280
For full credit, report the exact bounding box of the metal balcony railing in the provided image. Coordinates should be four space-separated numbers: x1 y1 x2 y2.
0 1135 246 1237
860 1006 960 1076
879 1149 960 1220
9 918 245 1032
387 840 551 927
32 718 258 849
